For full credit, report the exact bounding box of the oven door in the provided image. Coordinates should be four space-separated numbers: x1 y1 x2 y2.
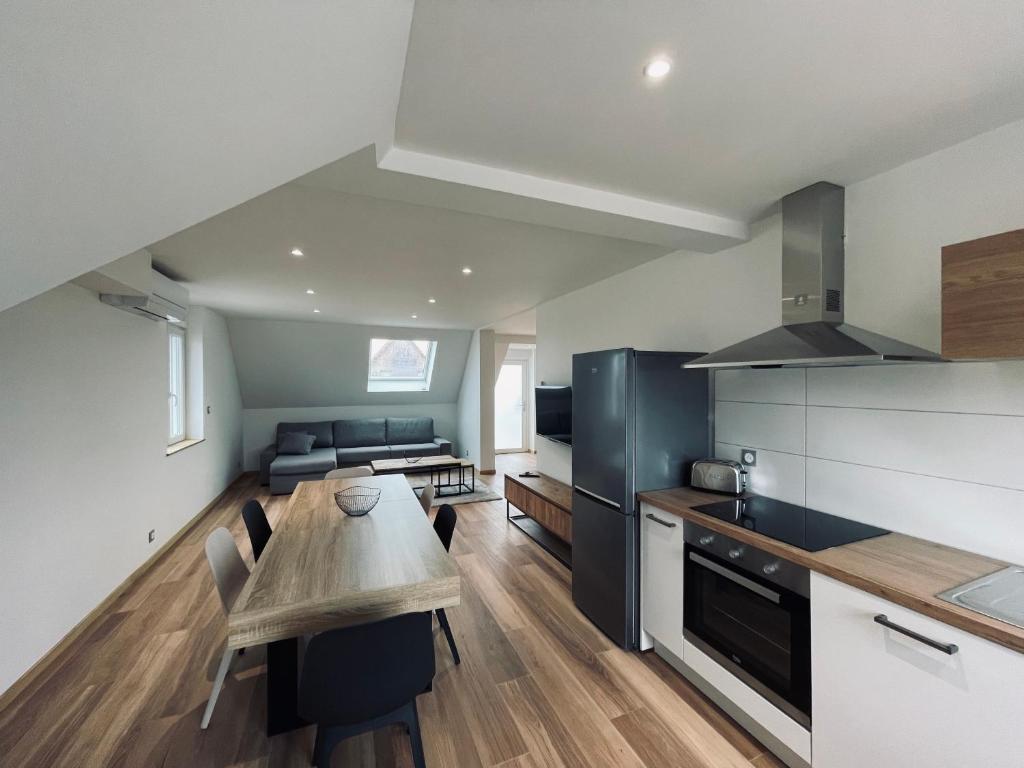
683 545 811 727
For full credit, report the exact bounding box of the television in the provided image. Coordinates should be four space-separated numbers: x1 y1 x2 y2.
536 385 572 446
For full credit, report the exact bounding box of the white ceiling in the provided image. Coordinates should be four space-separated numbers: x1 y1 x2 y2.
396 0 1024 220
149 176 666 329
0 0 413 313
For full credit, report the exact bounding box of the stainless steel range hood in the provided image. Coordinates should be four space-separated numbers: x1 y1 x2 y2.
685 182 943 369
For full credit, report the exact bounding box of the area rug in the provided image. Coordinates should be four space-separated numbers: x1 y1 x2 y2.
404 472 502 507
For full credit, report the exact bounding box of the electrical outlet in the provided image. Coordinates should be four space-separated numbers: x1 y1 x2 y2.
148 529 156 543
740 448 757 466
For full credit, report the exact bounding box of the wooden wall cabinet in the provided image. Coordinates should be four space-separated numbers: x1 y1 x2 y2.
942 228 1024 359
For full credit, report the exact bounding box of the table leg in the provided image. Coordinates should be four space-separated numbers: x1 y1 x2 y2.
266 637 306 736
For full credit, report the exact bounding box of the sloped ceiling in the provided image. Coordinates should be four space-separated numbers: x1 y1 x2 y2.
0 0 414 312
227 317 471 408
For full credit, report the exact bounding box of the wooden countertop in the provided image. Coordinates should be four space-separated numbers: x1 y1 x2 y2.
228 475 460 649
639 486 1024 655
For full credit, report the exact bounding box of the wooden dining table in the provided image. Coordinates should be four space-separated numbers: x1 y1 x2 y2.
228 474 461 735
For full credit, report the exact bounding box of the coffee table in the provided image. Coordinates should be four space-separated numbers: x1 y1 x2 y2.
370 456 476 498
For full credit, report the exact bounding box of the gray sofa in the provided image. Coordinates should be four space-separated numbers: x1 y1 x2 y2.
260 416 453 494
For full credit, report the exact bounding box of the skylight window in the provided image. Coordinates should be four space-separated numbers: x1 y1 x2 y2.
367 338 437 392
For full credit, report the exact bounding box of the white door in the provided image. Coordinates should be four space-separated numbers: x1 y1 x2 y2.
495 361 528 453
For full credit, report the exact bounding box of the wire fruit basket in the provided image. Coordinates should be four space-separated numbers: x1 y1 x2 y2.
334 486 381 517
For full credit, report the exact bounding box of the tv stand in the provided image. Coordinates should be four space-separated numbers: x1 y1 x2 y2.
504 473 572 568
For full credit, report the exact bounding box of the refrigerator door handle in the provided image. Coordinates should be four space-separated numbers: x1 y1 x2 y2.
573 485 622 510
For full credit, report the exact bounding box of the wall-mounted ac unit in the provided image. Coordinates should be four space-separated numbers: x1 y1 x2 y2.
74 250 189 324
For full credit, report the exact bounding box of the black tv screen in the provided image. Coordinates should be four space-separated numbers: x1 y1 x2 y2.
536 385 572 446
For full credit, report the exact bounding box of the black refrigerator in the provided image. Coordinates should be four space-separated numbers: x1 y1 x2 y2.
571 349 709 649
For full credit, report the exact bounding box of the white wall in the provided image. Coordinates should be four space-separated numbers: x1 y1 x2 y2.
242 403 457 470
456 330 482 465
227 317 471 409
536 214 782 483
0 285 242 694
537 117 1024 563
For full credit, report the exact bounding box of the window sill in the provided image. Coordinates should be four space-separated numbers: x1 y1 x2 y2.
166 438 204 456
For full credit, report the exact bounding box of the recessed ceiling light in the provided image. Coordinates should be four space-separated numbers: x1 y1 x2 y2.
428 297 436 304
290 248 304 257
643 58 672 79
306 289 315 295
313 308 320 313
461 267 472 275
411 314 418 319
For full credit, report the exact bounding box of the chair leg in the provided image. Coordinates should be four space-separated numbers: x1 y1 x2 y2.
201 646 235 729
406 700 426 768
436 608 461 665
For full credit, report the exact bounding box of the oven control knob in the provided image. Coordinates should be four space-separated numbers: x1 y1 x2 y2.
728 547 745 560
762 562 781 575
698 534 715 546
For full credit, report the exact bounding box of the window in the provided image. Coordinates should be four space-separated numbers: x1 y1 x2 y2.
168 326 186 444
367 338 437 392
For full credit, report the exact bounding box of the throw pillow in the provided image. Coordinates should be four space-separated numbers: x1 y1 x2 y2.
278 431 315 455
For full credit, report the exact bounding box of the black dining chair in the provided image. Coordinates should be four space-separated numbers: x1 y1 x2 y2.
298 612 434 768
432 504 461 665
241 499 272 562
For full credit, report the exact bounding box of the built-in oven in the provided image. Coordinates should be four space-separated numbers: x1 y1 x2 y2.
683 521 811 728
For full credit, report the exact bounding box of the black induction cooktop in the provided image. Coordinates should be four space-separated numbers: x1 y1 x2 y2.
690 495 889 552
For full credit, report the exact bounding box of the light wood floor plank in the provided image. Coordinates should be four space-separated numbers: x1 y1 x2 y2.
0 457 782 768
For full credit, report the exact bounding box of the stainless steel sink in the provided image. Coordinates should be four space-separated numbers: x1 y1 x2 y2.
938 566 1024 629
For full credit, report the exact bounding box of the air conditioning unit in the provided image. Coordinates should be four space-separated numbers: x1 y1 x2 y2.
74 250 189 324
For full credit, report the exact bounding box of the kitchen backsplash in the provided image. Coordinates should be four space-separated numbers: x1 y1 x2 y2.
713 362 1024 565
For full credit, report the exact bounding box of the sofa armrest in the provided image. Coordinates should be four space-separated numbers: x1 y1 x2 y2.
433 436 453 456
258 443 277 485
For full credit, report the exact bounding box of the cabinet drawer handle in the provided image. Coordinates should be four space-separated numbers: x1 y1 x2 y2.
645 513 676 529
873 614 959 655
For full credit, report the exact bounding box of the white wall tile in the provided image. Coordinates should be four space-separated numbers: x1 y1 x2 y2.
806 458 1024 565
715 442 805 506
715 401 805 455
715 368 806 405
807 406 1024 491
808 361 1024 415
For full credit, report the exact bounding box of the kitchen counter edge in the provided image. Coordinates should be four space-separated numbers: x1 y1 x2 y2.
639 486 1023 655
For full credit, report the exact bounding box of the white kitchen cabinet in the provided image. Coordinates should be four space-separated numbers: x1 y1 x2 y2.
639 502 684 656
811 573 1024 768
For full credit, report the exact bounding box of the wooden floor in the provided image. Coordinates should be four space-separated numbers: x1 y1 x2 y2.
0 453 784 768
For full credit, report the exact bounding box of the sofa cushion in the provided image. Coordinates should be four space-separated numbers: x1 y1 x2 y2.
270 447 337 476
276 421 334 449
333 418 387 448
386 417 434 445
335 446 391 464
277 431 315 455
388 443 442 459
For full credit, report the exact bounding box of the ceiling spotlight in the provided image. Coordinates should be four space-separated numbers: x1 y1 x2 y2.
461 267 472 275
306 289 315 295
290 248 304 257
411 314 418 319
643 58 672 79
313 308 320 313
428 297 436 304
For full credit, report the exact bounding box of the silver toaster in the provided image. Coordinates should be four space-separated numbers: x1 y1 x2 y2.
691 459 747 495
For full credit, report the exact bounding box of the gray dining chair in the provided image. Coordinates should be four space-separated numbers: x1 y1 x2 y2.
419 483 435 514
325 466 374 479
201 527 249 729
